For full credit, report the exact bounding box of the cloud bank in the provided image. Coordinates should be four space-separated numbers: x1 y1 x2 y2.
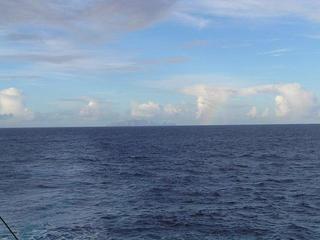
131 102 183 118
183 83 318 124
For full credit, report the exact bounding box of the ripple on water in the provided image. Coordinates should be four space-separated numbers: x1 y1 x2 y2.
1 125 320 239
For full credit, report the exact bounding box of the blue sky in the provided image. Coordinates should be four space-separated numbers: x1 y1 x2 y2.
1 0 320 127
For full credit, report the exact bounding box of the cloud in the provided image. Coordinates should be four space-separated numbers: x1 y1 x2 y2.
131 101 161 118
0 50 187 74
3 0 318 78
1 0 320 50
275 83 317 118
260 48 292 57
2 1 320 39
30 97 119 127
75 98 117 121
163 104 182 115
261 108 270 118
178 0 320 23
305 34 320 40
241 83 317 118
183 40 209 49
0 0 175 40
247 106 270 119
0 75 39 81
0 87 33 120
183 83 318 123
141 56 189 65
79 100 102 119
0 1 181 75
275 95 289 117
130 101 188 122
173 12 210 29
247 106 257 118
4 32 45 43
0 53 84 64
182 85 236 122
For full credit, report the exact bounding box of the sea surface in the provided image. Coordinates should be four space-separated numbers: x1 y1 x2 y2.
1 125 320 240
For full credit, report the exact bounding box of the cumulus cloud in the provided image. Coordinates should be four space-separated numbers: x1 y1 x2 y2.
183 83 318 123
131 102 161 119
0 88 33 120
182 85 236 122
79 100 102 119
241 83 317 118
77 98 121 124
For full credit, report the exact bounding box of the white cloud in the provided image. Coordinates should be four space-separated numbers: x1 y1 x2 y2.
260 48 292 57
0 87 33 120
242 83 317 118
79 100 102 119
247 106 257 118
173 12 210 29
275 83 316 118
183 83 318 123
131 101 161 118
131 102 188 122
182 85 236 123
275 95 289 117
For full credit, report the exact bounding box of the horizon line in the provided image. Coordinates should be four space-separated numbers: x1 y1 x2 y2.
1 123 320 129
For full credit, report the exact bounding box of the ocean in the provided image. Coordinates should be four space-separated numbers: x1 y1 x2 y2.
0 125 320 239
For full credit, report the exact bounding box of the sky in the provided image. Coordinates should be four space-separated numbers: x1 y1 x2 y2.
1 0 320 127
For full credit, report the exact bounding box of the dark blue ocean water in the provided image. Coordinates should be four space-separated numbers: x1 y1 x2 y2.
1 125 320 240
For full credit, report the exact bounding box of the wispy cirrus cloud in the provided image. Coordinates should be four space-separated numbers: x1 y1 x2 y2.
0 0 318 77
304 34 320 40
178 0 320 24
0 49 187 74
3 0 320 45
2 0 320 47
259 48 292 57
0 0 180 76
0 75 40 81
